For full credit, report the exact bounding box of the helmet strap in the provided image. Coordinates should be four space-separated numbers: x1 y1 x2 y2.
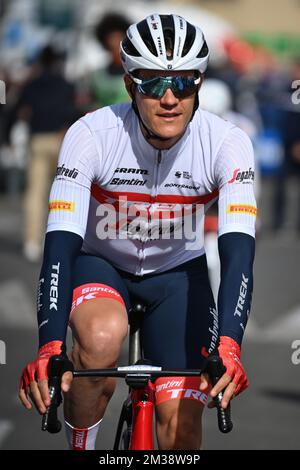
132 98 172 142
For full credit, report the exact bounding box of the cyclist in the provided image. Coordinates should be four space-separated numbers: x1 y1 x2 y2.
19 14 256 450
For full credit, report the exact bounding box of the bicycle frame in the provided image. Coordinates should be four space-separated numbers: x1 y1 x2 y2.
119 302 156 450
130 382 155 450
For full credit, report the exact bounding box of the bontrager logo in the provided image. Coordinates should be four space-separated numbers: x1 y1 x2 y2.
56 164 79 179
50 263 60 311
228 167 255 184
164 183 200 190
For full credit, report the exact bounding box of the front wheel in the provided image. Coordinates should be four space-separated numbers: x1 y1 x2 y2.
113 397 132 450
121 424 132 450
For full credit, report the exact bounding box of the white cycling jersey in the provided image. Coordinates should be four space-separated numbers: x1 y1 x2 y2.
47 103 256 275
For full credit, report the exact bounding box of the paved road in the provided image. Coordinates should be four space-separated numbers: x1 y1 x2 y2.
0 191 300 450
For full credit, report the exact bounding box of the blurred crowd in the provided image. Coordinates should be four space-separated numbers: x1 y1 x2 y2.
0 8 300 262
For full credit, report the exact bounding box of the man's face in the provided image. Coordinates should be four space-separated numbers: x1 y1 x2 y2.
124 70 201 148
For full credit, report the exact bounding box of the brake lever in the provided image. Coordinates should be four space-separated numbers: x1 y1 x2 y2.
205 354 233 433
42 354 74 433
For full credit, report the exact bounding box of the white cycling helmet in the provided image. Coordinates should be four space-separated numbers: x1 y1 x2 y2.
120 13 209 74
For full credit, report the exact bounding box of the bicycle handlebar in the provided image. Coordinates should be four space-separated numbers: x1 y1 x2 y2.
42 354 233 435
41 354 73 434
205 354 233 433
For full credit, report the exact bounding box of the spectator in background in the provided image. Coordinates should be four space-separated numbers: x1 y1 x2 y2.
272 58 300 234
88 12 131 108
16 45 77 262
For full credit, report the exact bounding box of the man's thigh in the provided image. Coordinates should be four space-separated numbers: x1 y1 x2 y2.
69 254 131 355
134 256 217 369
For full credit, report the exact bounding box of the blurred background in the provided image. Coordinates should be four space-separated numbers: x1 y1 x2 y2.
0 0 300 450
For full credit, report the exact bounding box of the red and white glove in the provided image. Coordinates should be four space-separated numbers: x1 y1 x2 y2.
218 336 249 396
19 340 63 392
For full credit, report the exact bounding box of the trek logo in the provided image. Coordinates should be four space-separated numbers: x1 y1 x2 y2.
166 388 208 404
50 263 60 311
157 37 163 56
151 20 158 30
114 167 148 175
73 429 87 450
234 274 249 317
110 178 147 186
56 164 79 179
228 167 255 184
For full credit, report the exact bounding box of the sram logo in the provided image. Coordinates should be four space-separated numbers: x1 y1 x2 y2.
114 167 148 175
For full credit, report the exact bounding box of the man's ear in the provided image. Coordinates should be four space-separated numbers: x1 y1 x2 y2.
124 74 135 99
198 73 204 92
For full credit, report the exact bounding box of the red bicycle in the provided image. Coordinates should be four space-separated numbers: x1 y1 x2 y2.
42 302 233 449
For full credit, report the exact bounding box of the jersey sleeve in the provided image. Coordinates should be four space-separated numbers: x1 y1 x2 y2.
214 126 257 239
47 119 100 238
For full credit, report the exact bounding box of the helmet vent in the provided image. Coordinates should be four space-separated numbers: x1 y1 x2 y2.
122 36 141 57
182 22 196 57
197 40 209 58
137 19 158 57
161 15 175 61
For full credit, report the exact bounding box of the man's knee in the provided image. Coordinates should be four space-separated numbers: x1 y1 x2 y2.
71 300 128 369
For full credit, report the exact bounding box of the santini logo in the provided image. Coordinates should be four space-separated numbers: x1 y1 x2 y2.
110 178 147 186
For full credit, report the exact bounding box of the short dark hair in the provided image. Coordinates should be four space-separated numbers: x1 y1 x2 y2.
95 13 131 49
38 45 62 68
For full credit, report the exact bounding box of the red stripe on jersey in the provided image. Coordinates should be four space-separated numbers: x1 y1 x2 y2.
91 184 219 205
